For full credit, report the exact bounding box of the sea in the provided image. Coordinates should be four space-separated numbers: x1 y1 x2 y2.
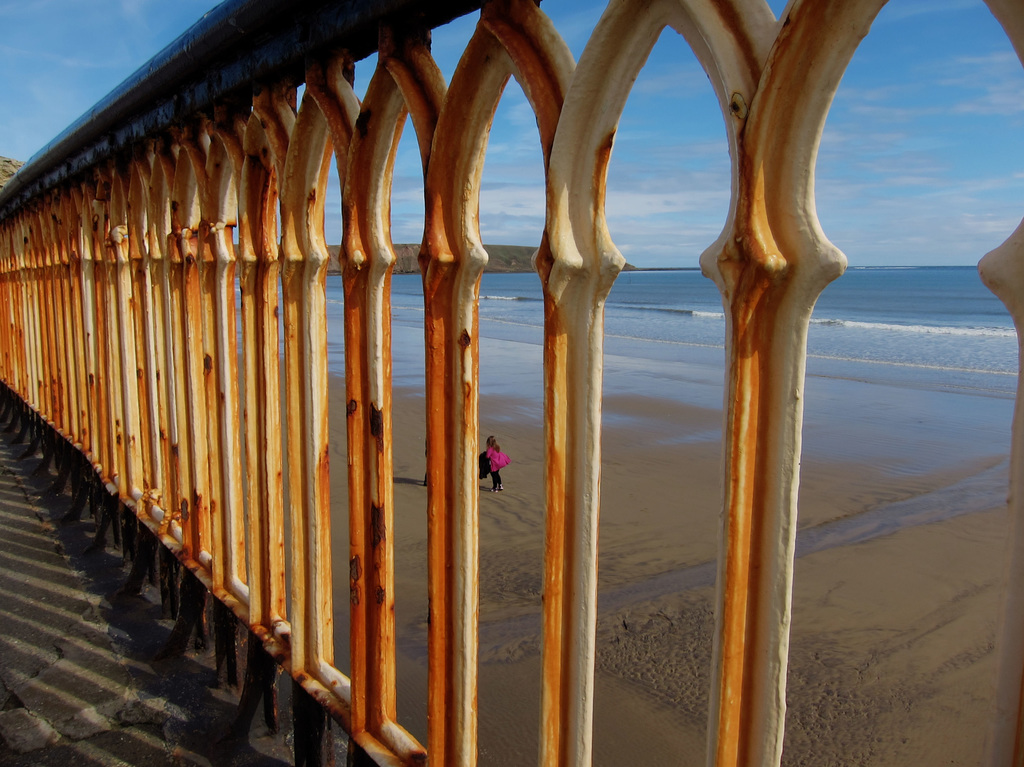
324 265 1019 398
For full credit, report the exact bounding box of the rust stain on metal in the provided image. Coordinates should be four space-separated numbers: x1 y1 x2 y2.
355 109 371 138
594 130 615 213
458 329 471 349
709 0 765 81
350 555 362 605
369 404 383 452
371 503 385 548
350 555 361 582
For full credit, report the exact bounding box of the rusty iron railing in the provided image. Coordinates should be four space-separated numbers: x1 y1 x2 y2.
2 0 1024 765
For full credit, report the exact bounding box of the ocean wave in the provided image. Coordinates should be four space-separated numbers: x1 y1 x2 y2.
603 303 1011 338
805 351 1017 376
810 317 1016 338
601 334 1015 375
390 310 1015 375
846 265 920 271
480 294 542 302
604 332 723 350
606 303 726 319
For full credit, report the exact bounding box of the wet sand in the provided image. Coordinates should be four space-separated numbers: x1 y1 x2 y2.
323 325 1013 765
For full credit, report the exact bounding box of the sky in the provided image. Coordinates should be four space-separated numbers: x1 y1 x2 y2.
1 0 1022 268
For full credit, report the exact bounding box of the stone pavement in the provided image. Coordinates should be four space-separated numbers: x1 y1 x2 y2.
0 435 297 766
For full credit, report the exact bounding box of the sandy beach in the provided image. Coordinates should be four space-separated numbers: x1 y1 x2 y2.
20 277 1003 765
320 316 1013 766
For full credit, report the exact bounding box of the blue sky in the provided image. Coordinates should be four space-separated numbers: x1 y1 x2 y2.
1 0 1022 267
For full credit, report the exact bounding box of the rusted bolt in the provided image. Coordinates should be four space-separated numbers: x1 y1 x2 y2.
459 329 471 349
729 92 748 120
204 354 213 372
347 399 357 415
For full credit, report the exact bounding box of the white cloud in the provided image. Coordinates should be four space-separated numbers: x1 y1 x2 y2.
928 51 1024 116
816 173 1024 265
632 67 711 98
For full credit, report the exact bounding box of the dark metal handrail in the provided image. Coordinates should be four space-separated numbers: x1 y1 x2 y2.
0 0 480 221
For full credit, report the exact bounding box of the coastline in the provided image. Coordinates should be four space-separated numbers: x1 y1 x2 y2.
321 315 1012 765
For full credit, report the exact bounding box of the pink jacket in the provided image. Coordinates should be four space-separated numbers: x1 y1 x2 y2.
486 446 511 472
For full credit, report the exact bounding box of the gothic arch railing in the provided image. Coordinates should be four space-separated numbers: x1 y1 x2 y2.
1 1 1024 765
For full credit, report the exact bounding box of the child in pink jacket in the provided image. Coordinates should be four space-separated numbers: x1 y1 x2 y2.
485 435 511 492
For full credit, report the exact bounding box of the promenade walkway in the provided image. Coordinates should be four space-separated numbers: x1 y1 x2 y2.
0 435 294 766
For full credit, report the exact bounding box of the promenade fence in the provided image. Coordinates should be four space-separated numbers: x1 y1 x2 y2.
1 1 1024 765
